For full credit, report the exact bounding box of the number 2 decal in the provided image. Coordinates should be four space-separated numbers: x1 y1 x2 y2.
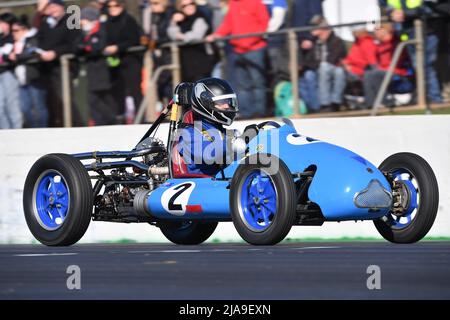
161 182 196 216
168 183 191 211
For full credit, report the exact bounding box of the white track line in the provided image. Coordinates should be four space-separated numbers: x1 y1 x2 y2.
292 246 341 250
14 253 78 257
129 249 235 254
128 247 340 254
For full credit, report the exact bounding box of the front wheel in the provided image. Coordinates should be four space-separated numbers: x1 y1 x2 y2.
230 155 296 245
374 152 439 243
159 221 218 245
23 154 93 246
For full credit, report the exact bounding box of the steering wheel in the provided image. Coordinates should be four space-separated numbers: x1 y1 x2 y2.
241 121 282 144
256 121 282 130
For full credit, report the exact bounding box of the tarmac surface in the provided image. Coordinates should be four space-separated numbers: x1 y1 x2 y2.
1 242 449 299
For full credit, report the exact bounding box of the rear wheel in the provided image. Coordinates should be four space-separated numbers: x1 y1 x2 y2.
230 155 296 245
374 152 439 243
23 154 93 246
159 221 218 245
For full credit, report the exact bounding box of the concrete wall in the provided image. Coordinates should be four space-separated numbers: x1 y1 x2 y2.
0 115 449 243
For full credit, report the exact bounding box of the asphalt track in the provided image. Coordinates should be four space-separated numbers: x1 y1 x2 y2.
0 242 449 300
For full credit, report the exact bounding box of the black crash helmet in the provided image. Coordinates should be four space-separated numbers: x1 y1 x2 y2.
191 78 239 126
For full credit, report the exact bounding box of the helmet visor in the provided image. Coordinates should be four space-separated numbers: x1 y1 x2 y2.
211 94 239 113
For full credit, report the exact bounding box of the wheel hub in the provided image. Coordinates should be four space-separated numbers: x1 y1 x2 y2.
391 180 411 217
238 169 278 232
32 170 70 231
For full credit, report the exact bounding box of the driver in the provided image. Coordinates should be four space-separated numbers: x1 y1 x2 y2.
175 78 245 176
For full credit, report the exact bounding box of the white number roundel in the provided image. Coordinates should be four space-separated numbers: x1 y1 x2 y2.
161 182 196 216
286 133 320 146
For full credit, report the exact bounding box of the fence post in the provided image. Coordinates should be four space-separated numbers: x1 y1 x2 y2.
288 30 299 116
370 41 414 116
170 43 181 91
60 55 72 128
143 50 156 122
414 19 427 112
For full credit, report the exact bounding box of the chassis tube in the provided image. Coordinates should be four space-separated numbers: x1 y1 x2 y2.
83 160 149 172
73 147 165 160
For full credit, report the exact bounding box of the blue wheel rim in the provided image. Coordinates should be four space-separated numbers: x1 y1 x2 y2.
33 170 70 231
386 169 419 229
238 169 277 232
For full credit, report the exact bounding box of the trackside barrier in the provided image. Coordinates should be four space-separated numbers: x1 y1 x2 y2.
0 115 449 243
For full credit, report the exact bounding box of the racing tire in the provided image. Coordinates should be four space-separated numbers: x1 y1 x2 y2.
374 152 439 243
23 153 93 246
230 155 296 245
159 221 218 245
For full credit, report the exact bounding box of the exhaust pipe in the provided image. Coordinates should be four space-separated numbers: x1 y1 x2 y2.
133 190 152 216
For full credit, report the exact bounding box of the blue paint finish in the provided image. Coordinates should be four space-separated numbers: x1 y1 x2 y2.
35 172 69 229
221 125 392 221
147 178 231 220
240 170 277 231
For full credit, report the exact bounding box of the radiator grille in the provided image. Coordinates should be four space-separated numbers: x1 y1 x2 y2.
354 180 392 209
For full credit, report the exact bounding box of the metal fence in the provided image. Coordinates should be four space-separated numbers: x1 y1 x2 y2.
132 18 426 124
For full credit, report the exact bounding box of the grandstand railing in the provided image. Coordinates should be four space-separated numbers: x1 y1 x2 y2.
135 18 427 123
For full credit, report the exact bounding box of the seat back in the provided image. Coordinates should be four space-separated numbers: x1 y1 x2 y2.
170 109 210 178
182 109 194 124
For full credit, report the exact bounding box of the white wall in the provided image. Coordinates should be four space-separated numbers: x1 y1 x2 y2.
0 115 449 244
323 0 381 41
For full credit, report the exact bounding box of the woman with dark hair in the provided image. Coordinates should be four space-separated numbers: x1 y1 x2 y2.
79 5 118 126
9 15 49 128
167 0 215 82
0 12 23 129
104 0 144 124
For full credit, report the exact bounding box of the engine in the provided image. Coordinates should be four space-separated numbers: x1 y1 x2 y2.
92 137 170 223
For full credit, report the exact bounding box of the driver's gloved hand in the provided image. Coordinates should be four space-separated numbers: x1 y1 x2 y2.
231 136 247 156
224 129 247 163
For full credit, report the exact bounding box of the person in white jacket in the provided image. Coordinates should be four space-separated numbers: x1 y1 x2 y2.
264 0 289 85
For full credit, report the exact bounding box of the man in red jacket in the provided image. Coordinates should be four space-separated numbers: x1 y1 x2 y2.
206 0 269 119
343 27 377 79
363 23 409 108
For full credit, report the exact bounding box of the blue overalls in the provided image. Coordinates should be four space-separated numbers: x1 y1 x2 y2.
177 120 234 176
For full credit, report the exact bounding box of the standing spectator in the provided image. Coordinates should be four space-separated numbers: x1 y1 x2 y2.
209 0 229 79
264 0 289 85
195 0 214 26
433 1 450 101
79 6 118 126
95 0 110 16
104 0 144 124
145 0 175 102
380 0 443 103
206 0 270 119
211 0 228 30
32 0 50 29
0 13 22 129
363 23 409 108
298 17 347 113
10 15 49 128
167 0 215 82
289 0 324 52
37 0 82 127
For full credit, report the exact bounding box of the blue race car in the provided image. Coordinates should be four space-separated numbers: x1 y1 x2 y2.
23 102 439 246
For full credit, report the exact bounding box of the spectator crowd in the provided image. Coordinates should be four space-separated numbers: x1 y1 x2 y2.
0 0 448 129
